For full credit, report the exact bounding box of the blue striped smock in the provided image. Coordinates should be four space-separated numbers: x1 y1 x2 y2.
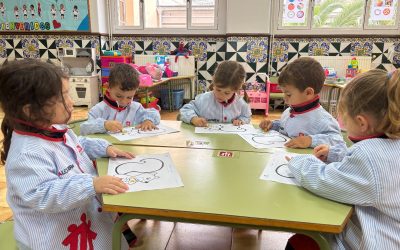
271 106 347 162
80 100 160 135
289 138 400 249
179 91 251 124
5 125 128 249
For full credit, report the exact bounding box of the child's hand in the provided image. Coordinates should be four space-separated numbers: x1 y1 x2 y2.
232 119 244 126
191 117 208 127
285 135 312 148
93 176 129 195
259 119 272 131
314 144 329 162
136 120 157 131
105 120 123 133
106 146 135 159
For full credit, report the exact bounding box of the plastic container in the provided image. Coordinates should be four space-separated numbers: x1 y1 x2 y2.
160 89 184 110
100 56 132 68
102 68 110 77
270 82 282 93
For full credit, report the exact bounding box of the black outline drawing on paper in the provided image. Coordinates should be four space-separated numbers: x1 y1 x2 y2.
275 164 295 179
251 134 288 146
115 158 165 184
121 127 166 136
204 124 247 133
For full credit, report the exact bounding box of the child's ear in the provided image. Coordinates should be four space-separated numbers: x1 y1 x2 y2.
304 87 315 96
354 114 371 133
22 104 31 117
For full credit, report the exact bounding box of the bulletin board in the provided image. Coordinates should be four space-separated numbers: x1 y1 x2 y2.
0 0 90 32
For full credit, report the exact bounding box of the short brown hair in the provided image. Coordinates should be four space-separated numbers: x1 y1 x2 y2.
339 69 400 139
278 57 325 93
109 63 140 91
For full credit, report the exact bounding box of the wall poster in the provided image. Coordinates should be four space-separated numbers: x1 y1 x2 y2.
0 0 90 31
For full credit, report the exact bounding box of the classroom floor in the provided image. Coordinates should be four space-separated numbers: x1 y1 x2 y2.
0 107 294 250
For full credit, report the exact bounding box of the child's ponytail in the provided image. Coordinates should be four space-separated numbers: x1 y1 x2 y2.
1 116 13 164
382 70 400 138
242 84 250 103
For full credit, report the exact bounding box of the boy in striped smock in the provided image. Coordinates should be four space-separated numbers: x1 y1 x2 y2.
259 57 346 162
80 63 160 135
0 60 134 250
287 69 400 250
179 60 252 127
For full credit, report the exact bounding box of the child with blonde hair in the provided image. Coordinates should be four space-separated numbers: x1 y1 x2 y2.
287 69 400 249
180 60 251 126
0 60 135 249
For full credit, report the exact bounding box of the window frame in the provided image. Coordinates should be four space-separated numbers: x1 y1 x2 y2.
112 0 224 35
364 0 400 30
274 0 400 35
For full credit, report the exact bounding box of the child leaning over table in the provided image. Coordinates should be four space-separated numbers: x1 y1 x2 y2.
286 69 400 250
0 59 135 249
179 60 251 127
259 57 346 162
80 63 160 135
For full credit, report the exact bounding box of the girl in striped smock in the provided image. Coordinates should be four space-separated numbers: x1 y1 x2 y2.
286 69 400 250
179 60 251 127
0 60 134 250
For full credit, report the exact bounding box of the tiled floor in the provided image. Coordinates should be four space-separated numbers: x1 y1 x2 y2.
0 107 293 249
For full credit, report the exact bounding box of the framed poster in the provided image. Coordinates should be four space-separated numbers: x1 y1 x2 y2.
0 0 90 32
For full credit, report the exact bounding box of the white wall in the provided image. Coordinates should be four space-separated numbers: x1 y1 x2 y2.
226 0 271 34
89 0 108 33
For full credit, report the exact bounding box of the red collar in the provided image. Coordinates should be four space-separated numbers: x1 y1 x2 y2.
348 133 388 144
217 94 236 107
104 91 128 111
14 119 67 142
289 95 320 117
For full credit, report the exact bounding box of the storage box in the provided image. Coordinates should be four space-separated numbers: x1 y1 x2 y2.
160 89 184 110
102 68 110 77
100 56 132 68
270 83 282 93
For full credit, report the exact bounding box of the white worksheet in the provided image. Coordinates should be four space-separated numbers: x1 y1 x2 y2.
239 130 291 149
194 123 258 134
260 151 300 186
108 153 183 192
108 123 179 141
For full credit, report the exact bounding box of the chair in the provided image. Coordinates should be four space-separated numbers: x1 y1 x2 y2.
0 220 17 249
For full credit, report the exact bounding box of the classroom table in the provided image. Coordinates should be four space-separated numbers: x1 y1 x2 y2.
98 145 352 250
72 120 291 153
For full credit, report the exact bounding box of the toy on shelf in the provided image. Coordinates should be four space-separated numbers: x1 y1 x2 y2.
135 90 161 111
323 67 337 83
103 50 122 56
170 41 191 63
345 57 359 79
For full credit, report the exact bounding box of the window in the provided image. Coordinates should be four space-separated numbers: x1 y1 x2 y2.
312 0 364 28
277 0 400 34
115 0 218 32
117 0 142 27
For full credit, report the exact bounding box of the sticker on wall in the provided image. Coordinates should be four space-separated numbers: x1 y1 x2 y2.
0 0 90 32
370 0 397 21
283 0 308 24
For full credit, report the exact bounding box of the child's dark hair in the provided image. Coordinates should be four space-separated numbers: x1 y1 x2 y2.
278 57 325 94
209 60 249 102
339 69 400 139
108 63 140 91
0 59 68 164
